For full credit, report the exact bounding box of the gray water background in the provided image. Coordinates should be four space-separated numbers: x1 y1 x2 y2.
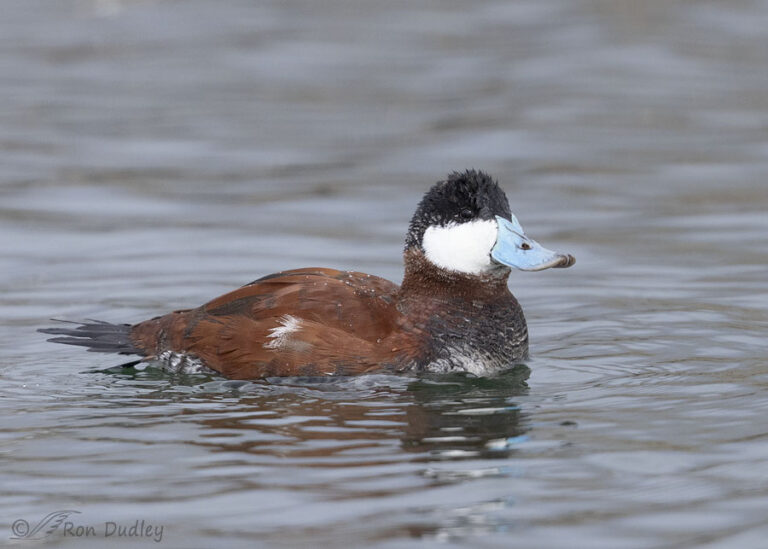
1 0 768 547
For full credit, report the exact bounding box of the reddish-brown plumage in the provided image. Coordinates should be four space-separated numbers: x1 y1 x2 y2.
127 250 520 379
129 267 413 378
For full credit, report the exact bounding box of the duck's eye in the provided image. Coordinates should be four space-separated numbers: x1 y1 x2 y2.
459 208 474 220
521 242 532 250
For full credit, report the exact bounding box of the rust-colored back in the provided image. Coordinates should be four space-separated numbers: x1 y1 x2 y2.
130 268 421 378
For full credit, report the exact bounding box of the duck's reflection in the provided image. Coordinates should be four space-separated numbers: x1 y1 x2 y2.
400 365 530 460
100 366 533 543
127 364 531 463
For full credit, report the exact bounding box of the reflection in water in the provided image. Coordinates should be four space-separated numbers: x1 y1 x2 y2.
88 367 532 542
401 368 530 460
124 365 530 467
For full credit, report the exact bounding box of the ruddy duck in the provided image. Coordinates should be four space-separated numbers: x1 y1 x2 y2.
41 170 574 378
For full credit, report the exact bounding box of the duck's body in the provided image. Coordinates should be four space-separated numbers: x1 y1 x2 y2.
129 252 527 378
41 170 573 378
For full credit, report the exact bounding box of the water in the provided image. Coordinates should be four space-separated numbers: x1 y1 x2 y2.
2 0 768 547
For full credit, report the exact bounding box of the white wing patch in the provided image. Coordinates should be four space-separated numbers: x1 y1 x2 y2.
264 315 303 350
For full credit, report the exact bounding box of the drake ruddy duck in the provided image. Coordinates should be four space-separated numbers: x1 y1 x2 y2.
41 170 574 378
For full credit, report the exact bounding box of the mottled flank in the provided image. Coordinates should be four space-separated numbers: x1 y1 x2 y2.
155 351 217 375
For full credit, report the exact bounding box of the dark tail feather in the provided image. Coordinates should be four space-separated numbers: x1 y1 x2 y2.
39 319 144 356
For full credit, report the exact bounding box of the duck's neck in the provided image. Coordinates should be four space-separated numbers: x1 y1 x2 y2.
399 248 511 302
397 248 528 373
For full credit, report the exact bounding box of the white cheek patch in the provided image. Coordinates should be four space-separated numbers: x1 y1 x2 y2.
422 219 499 275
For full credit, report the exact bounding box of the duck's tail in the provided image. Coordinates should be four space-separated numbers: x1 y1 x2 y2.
39 319 145 363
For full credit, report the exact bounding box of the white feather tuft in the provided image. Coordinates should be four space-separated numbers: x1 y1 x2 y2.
264 315 303 350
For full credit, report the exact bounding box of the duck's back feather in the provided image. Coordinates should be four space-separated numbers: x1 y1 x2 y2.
130 268 418 378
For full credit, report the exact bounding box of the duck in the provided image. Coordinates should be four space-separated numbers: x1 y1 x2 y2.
40 170 574 378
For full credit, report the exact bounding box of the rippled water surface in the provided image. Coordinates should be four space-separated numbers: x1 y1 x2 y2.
2 1 768 547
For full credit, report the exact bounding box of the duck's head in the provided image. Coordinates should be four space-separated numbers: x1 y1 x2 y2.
405 170 575 276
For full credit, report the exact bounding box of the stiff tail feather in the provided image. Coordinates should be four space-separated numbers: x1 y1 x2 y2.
39 319 145 367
